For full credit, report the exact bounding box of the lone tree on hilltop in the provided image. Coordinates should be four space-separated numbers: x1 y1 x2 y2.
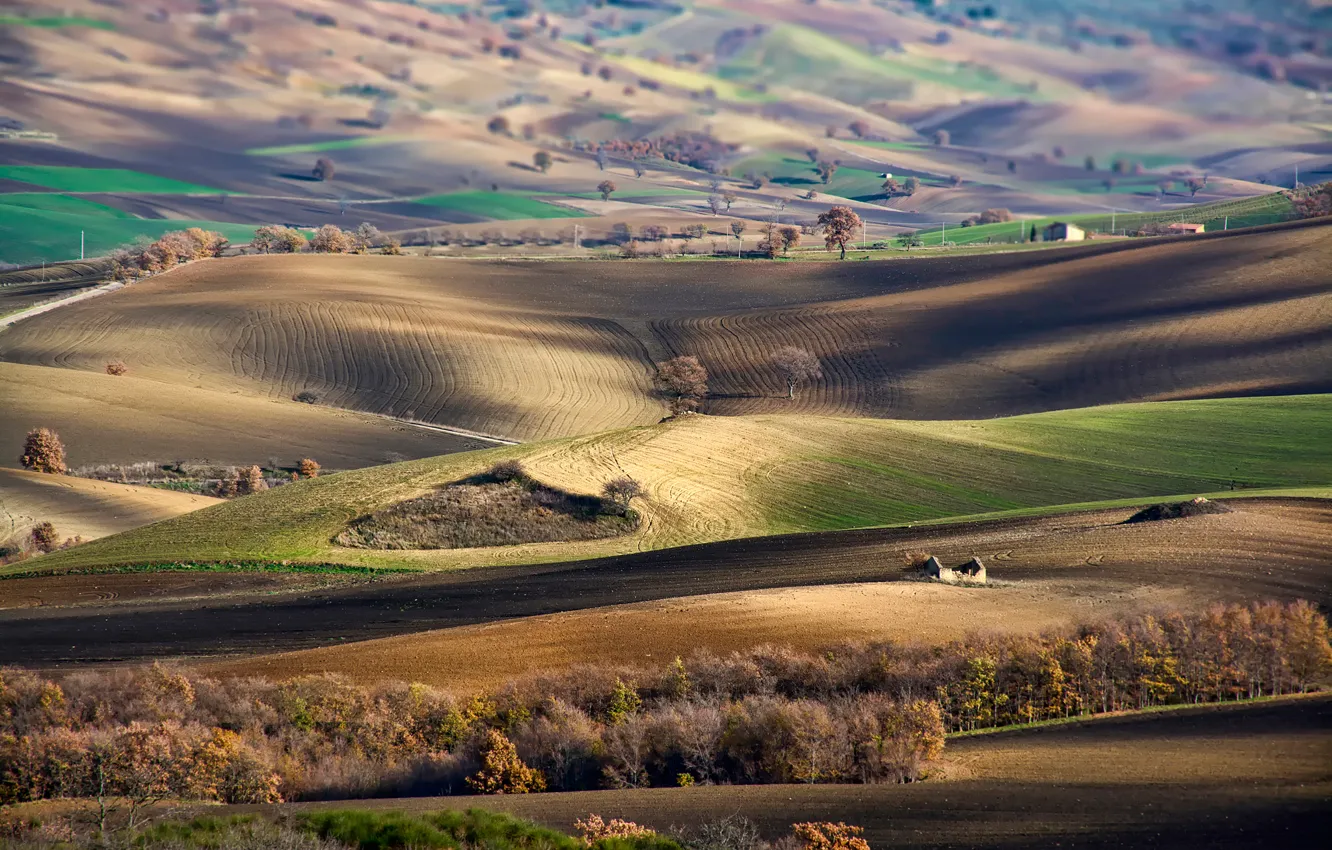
597 179 617 201
20 428 66 474
1186 176 1208 197
487 115 511 136
848 119 869 138
533 151 553 173
602 476 643 514
772 346 822 399
312 157 335 181
817 205 861 259
655 355 708 415
932 129 950 146
30 521 59 554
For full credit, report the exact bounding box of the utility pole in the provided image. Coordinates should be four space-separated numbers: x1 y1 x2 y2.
1224 215 1229 231
1111 209 1116 236
941 220 945 246
573 223 581 250
1294 164 1299 189
80 230 84 260
861 220 866 249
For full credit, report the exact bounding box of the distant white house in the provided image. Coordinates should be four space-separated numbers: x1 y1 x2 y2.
1167 222 1205 234
1043 221 1086 242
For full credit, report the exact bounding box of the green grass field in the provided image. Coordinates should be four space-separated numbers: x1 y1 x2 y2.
719 24 1036 102
611 53 773 102
17 394 1331 575
0 14 113 29
914 192 1296 246
734 153 891 200
0 166 227 195
568 187 706 200
0 201 260 265
245 136 414 156
414 192 590 220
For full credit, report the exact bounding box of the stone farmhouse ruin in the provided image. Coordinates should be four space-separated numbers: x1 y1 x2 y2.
920 555 988 584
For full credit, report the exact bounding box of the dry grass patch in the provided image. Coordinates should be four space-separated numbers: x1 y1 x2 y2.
336 471 638 550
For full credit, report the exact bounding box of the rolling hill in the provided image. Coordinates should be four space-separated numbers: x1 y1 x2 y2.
0 466 219 544
12 393 1331 577
1 220 1327 459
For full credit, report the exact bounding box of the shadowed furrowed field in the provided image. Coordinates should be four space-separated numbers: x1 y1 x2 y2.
1 220 1326 449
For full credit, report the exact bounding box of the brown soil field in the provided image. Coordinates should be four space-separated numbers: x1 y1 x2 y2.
0 466 219 546
210 580 1199 692
4 498 1327 668
0 362 482 467
273 695 1332 850
2 221 1326 448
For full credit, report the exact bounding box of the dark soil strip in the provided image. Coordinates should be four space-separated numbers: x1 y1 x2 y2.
1 498 1328 666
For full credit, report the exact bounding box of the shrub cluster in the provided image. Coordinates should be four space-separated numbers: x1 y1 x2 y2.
1289 180 1331 219
0 521 83 566
335 468 638 550
1 603 1324 808
110 228 228 280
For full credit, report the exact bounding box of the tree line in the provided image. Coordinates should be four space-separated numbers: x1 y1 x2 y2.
1 602 1325 806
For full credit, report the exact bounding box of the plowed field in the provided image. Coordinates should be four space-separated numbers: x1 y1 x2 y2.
1 221 1326 448
0 362 481 467
4 497 1329 667
0 467 219 544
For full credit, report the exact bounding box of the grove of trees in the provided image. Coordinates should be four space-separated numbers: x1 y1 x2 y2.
0 602 1323 806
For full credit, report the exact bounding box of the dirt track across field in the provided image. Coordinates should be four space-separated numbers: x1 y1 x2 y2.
270 695 1332 850
2 498 1327 668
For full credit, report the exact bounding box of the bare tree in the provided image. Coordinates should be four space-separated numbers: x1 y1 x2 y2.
655 355 709 415
815 160 837 184
707 194 724 215
602 477 643 514
771 346 822 399
721 191 738 212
